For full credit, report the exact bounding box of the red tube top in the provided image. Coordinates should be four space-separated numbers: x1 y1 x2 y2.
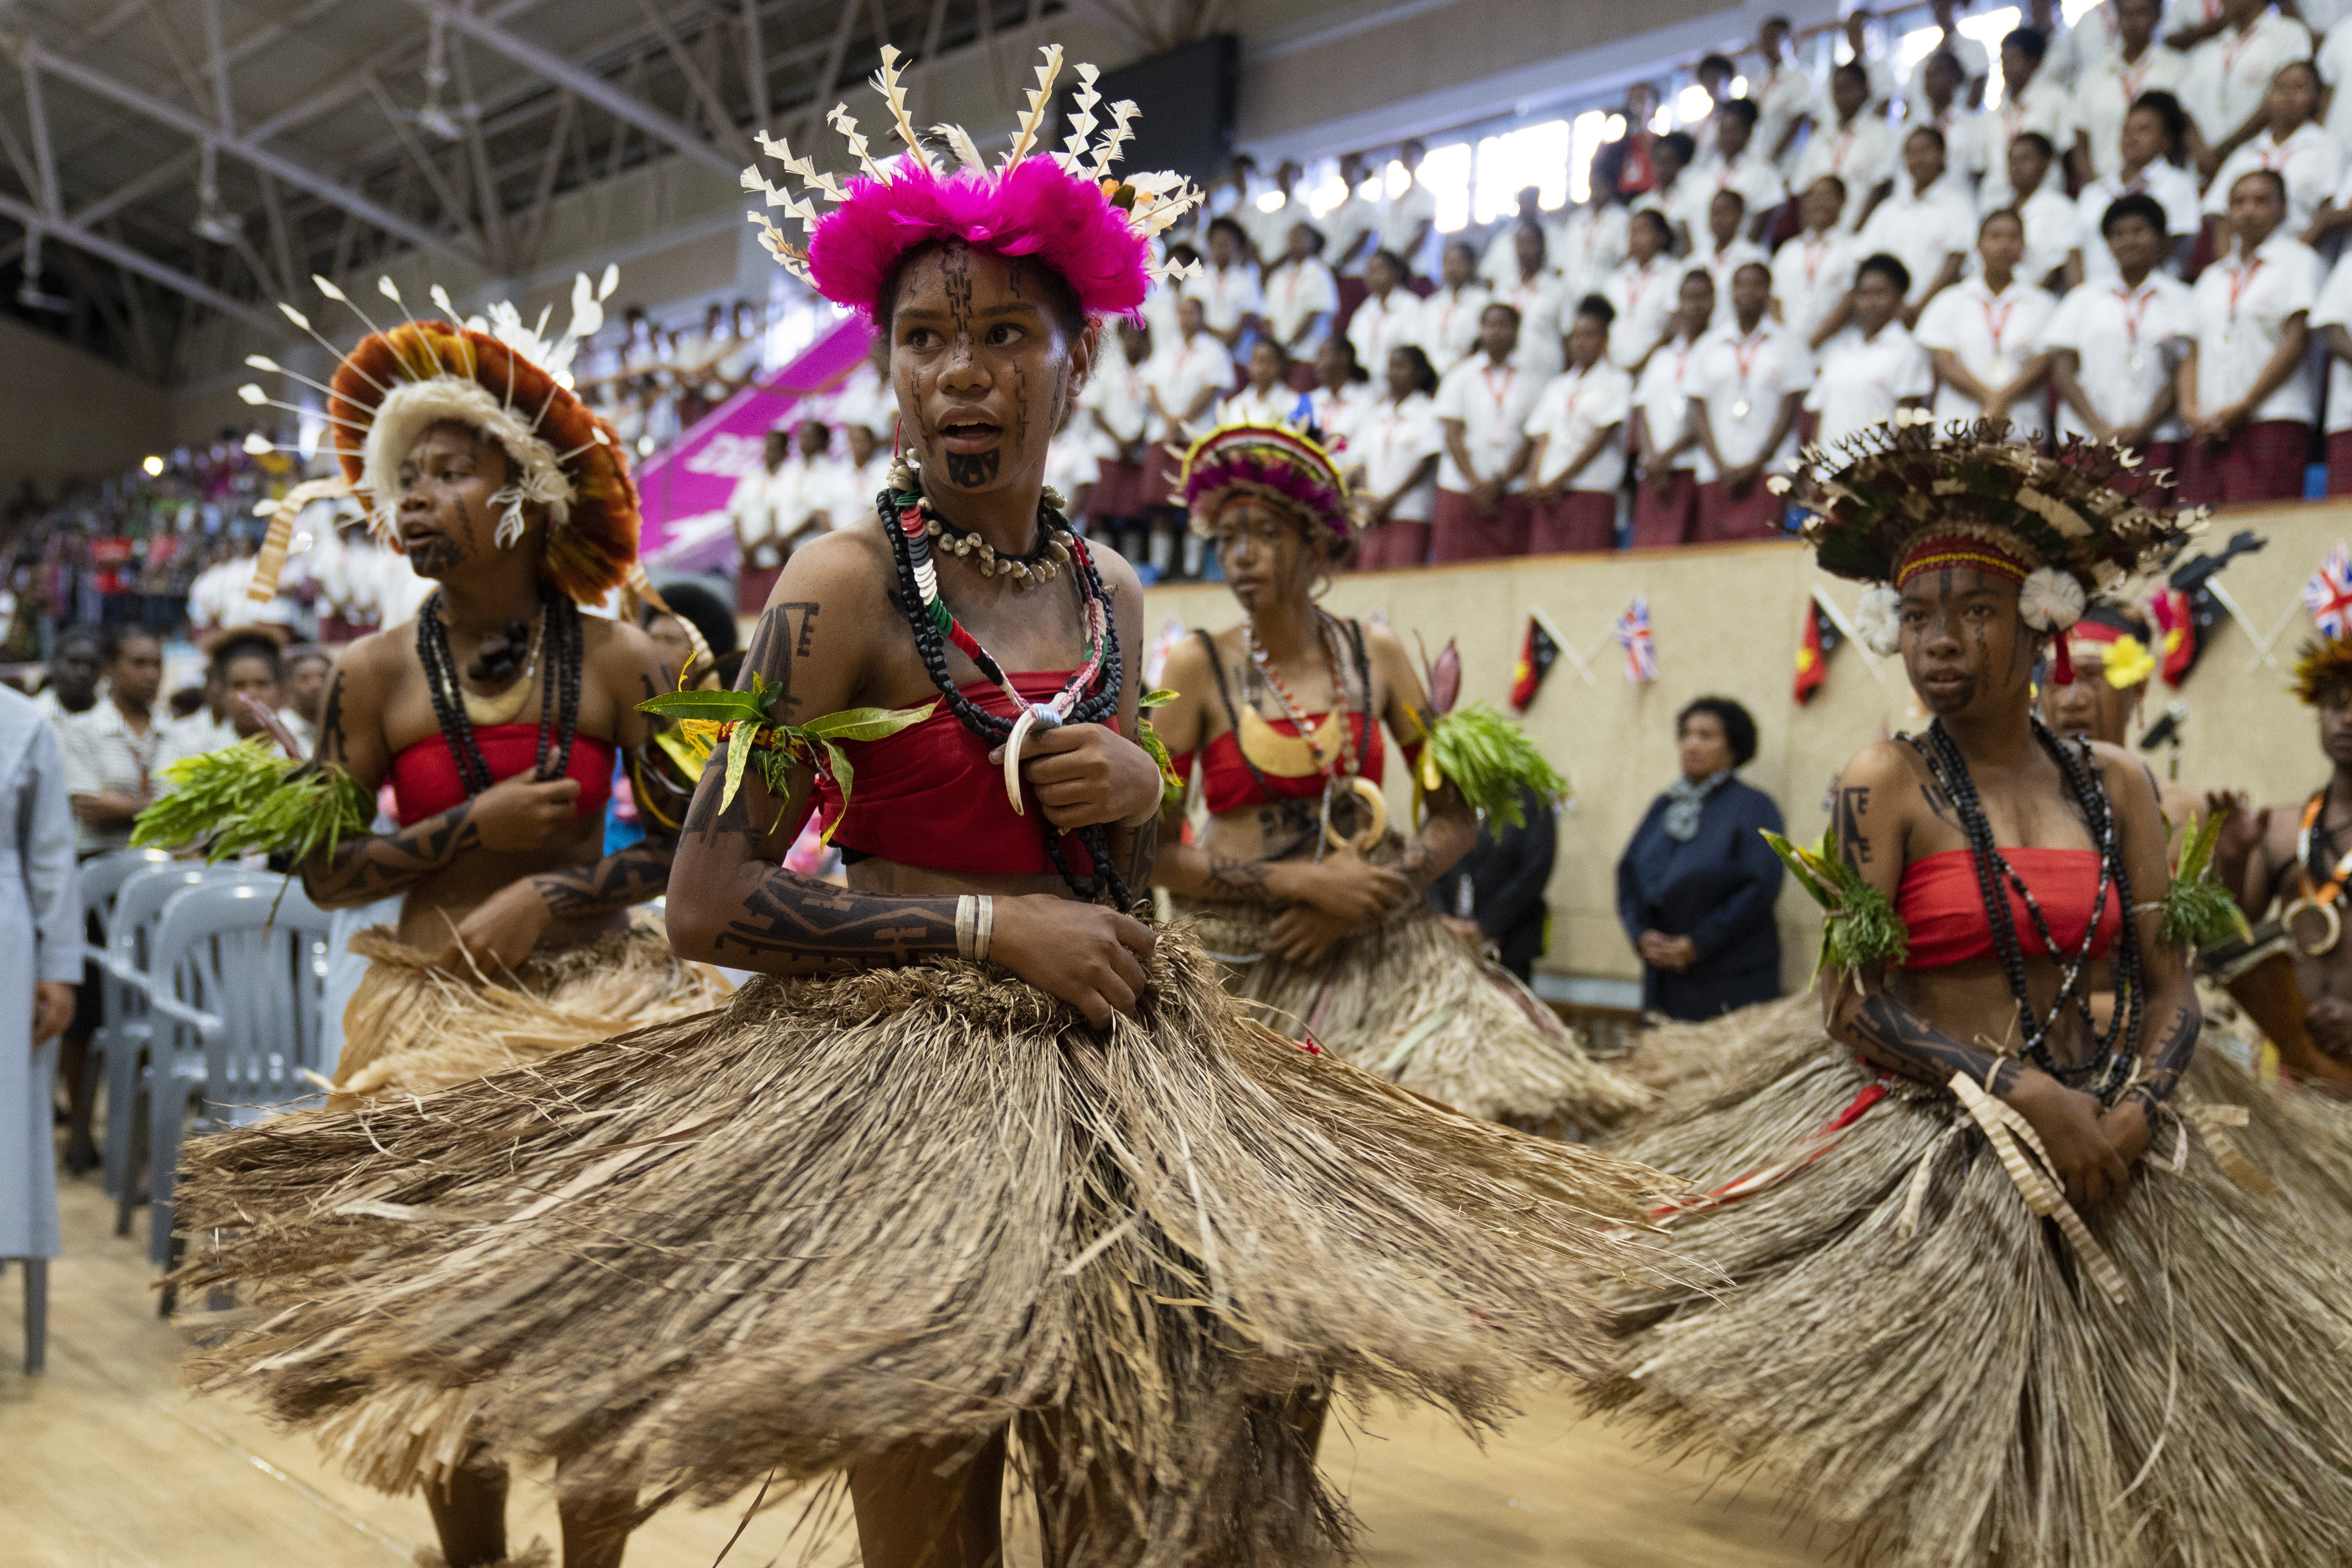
812 672 1097 877
1895 848 2122 970
389 724 617 828
1170 714 1389 817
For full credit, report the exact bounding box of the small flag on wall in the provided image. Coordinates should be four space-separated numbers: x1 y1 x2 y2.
1614 595 1656 682
1794 596 1844 703
1509 614 1560 712
2305 543 2352 640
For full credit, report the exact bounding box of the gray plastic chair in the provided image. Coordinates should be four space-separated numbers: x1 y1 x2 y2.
70 848 173 1196
94 861 232 1209
109 874 330 1268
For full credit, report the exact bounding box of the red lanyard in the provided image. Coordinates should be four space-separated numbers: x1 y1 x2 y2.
2115 283 2154 348
1624 262 1656 312
2224 19 2260 76
1802 235 1834 285
1480 362 1518 414
1730 331 1766 386
2120 54 2151 100
1980 293 2017 356
2259 132 2296 170
2226 256 2266 323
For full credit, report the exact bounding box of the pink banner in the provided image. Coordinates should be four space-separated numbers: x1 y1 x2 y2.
634 316 876 568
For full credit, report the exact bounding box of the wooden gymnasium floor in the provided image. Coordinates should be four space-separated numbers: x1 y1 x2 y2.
6 1172 1830 1568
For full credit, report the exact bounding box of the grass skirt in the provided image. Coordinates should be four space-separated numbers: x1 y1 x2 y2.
331 921 735 1106
1171 893 1651 1135
175 930 1682 1565
1622 994 1817 1115
1592 1006 2352 1568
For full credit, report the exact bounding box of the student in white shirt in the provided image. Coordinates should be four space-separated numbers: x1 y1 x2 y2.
1688 54 1738 170
1347 250 1423 376
2076 88 2206 280
2003 132 2087 293
1628 270 1718 549
1524 297 1633 554
2311 244 2352 493
1978 26 2075 208
1418 241 1495 373
1604 208 1682 374
1674 101 1788 245
729 424 791 616
768 419 851 547
2069 0 2189 181
1856 126 1977 322
2321 9 2352 150
1918 209 2062 441
1553 195 1632 304
1349 345 1446 570
1495 224 1568 379
1143 295 1234 573
1772 176 1861 352
1691 190 1771 320
1431 302 1546 560
1308 337 1375 447
1260 222 1341 378
1239 160 1302 265
1195 217 1265 372
1636 132 1701 255
1321 151 1383 280
1751 14 1819 170
2185 0 2311 162
1690 263 1812 542
2177 167 2324 504
1806 253 1937 446
1378 139 1439 274
1478 188 1552 288
1219 340 1305 429
2047 193 2195 493
1905 0 1993 117
1081 321 1156 539
1914 50 1991 194
2203 59 2343 236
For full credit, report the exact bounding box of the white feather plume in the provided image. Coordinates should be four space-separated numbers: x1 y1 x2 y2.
933 123 989 172
871 46 934 175
1000 44 1064 170
1058 63 1101 171
827 105 888 182
2018 566 2087 633
1855 585 1902 656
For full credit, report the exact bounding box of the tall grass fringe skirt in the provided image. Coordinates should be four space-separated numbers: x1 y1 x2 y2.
1592 1003 2352 1568
1172 892 1651 1135
175 929 1682 1566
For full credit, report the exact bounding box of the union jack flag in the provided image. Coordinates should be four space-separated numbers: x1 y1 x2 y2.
1614 595 1657 682
2309 545 2352 641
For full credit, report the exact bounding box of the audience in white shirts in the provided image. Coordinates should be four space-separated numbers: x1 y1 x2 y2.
2201 59 2341 234
1637 133 1702 254
1349 345 1446 570
1918 209 2062 439
2178 167 2322 505
1793 63 1898 237
1605 209 1683 374
1260 223 1341 375
1772 176 1861 351
1806 253 1936 447
1914 50 1991 193
2072 0 2189 181
1347 251 1423 377
1195 218 1265 373
2185 0 2309 165
1240 161 1302 265
1522 298 1632 554
2322 6 2352 150
1419 241 1495 374
1308 338 1376 447
1494 225 1568 379
1379 140 1439 274
1431 301 1545 560
1220 340 1307 428
1080 321 1156 538
2005 133 2087 292
1674 100 1787 244
1905 0 1993 117
1146 296 1233 451
2047 193 2197 491
1979 26 2074 209
1479 188 1553 288
1750 15 1819 170
1689 262 1810 541
728 425 792 616
1857 126 1977 321
1691 191 1772 318
1322 151 1384 280
1629 270 1719 548
1553 195 1632 305
2076 89 2206 280
2311 239 2352 493
768 420 852 548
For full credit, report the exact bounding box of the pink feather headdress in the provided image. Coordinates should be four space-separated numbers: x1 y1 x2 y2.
743 44 1202 321
1180 424 1359 547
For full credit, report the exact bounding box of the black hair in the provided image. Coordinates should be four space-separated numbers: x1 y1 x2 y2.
1166 241 1203 268
2100 191 2169 238
53 623 101 655
1321 334 1370 382
1367 248 1410 279
2130 89 2190 158
875 239 1086 341
1831 60 1870 90
2230 166 2290 207
2003 24 2047 61
1924 47 1966 82
100 625 161 665
1678 695 1758 768
1286 221 1328 253
1206 214 1250 249
1719 98 1760 130
1906 124 1948 155
1630 208 1674 244
1698 52 1736 79
645 579 741 658
1856 251 1912 294
1807 172 1849 203
1679 266 1716 296
1658 130 1697 164
1575 292 1616 327
1481 300 1523 329
285 643 333 676
1390 343 1440 396
169 686 205 720
210 630 283 683
1442 238 1479 268
1711 187 1749 215
2012 130 2056 162
1732 260 1772 286
1252 335 1294 367
1978 206 2025 238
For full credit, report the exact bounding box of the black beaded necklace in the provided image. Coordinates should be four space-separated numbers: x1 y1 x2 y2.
877 477 1130 907
418 589 583 798
1911 717 2143 1099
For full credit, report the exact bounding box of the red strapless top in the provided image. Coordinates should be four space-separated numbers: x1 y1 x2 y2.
812 672 1097 877
1895 848 2123 970
389 723 617 828
1169 713 1391 817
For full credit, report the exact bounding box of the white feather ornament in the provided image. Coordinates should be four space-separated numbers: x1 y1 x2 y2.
1856 584 1903 655
2017 566 2086 633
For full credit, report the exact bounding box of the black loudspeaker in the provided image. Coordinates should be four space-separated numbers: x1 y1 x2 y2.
1058 34 1239 188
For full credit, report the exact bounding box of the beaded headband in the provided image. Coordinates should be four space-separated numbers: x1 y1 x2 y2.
2293 636 2352 706
1178 423 1357 547
1894 531 2029 589
743 45 1202 320
235 269 646 609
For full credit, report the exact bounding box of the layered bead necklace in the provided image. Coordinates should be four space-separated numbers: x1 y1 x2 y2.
418 589 582 797
878 465 1128 905
1912 717 2143 1099
1245 608 1383 854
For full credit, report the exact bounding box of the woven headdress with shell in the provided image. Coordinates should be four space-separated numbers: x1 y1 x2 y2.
1178 423 1358 550
238 268 643 608
744 44 1202 320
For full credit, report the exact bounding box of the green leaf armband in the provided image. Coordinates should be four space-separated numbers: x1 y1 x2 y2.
2160 809 2252 950
1135 717 1185 812
1414 703 1570 828
1763 825 1911 977
131 736 372 867
638 676 935 839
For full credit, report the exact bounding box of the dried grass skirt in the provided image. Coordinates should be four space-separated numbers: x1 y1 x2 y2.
1592 1007 2352 1568
175 930 1683 1565
1172 893 1651 1135
331 921 736 1105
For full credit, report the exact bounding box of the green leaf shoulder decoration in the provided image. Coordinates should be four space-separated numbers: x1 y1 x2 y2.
638 673 936 841
2160 809 2251 951
1413 702 1570 828
131 737 372 867
1764 825 1911 978
1137 686 1184 812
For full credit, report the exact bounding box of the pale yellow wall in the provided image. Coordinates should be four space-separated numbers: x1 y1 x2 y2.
1145 502 2352 988
0 314 173 490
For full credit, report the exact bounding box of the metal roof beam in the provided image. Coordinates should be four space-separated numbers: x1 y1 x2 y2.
0 192 277 333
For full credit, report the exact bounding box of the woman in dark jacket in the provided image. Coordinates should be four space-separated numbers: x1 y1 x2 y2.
1615 695 1784 1019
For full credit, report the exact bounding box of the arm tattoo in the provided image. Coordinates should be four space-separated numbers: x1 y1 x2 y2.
1849 991 2023 1095
531 840 674 923
1838 786 1872 866
316 671 350 765
2125 1004 2200 1115
302 803 479 907
715 869 959 964
1202 855 1276 901
1112 814 1159 907
740 601 819 720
